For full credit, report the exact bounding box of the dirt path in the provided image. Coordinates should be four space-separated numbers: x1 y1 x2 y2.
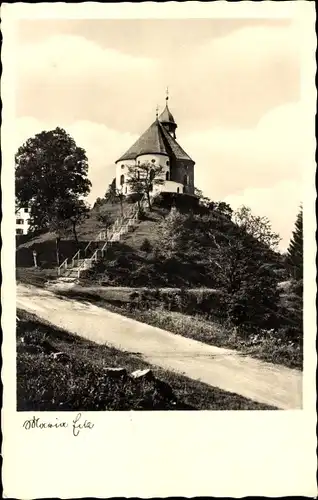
17 283 302 409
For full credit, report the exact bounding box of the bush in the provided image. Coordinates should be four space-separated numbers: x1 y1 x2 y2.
140 238 152 253
125 287 225 319
225 272 280 332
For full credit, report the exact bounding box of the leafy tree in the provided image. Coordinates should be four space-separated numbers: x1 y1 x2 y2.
104 179 124 217
16 127 91 217
208 201 233 220
15 127 91 260
126 162 164 210
206 224 280 329
93 197 104 209
140 238 152 253
194 187 211 207
96 210 113 241
63 198 90 245
233 205 281 251
286 207 303 280
156 207 281 331
194 189 233 219
35 197 89 264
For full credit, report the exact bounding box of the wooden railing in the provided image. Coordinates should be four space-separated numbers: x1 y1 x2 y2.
57 194 152 277
57 258 68 276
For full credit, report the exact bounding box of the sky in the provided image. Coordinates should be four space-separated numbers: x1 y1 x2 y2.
15 18 303 250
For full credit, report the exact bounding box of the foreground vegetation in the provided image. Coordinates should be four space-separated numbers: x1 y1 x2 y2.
17 309 275 411
56 285 303 370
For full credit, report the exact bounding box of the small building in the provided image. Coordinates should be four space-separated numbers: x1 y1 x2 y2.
115 94 195 196
16 207 30 235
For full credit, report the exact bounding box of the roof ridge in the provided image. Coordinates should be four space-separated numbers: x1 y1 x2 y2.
158 122 193 162
116 119 194 163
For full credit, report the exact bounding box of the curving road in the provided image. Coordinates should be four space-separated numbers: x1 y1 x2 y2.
17 283 302 410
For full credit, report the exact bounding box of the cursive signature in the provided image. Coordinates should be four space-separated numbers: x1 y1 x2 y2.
22 413 94 437
72 412 94 437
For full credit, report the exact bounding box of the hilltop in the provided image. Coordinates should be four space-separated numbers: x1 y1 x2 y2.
16 193 192 270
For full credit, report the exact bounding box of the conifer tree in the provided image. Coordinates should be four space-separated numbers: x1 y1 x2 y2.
286 207 303 280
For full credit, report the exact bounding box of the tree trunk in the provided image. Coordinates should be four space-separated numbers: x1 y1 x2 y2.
72 222 79 247
33 252 38 268
147 191 151 210
55 236 61 267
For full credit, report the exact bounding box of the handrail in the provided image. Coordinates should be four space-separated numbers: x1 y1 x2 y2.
57 257 68 275
72 249 81 268
84 241 92 254
69 195 147 278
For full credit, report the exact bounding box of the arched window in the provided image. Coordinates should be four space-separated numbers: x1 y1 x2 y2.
125 186 128 194
166 160 170 166
183 186 186 193
166 171 169 181
177 187 180 194
183 174 188 185
120 174 125 186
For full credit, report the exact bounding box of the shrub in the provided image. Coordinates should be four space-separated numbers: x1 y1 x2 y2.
140 238 152 253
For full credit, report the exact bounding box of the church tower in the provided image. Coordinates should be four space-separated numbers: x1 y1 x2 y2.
115 91 195 196
158 88 177 139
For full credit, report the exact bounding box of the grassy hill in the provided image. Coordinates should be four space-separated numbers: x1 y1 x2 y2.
16 199 170 269
16 201 127 268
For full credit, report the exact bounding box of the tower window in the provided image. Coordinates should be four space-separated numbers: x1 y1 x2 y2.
121 164 125 169
183 174 188 185
24 207 29 213
120 174 125 186
166 160 170 166
166 171 169 181
125 186 128 194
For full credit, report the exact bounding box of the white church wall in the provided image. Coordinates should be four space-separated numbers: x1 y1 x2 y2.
115 153 186 196
154 180 183 194
136 153 170 181
115 159 135 194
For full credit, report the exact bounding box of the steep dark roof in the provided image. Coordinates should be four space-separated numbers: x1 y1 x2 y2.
158 122 192 162
116 120 193 163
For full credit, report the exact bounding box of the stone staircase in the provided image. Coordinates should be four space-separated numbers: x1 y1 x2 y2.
57 195 151 280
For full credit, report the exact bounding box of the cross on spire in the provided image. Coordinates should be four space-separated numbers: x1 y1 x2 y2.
155 104 159 119
166 86 169 101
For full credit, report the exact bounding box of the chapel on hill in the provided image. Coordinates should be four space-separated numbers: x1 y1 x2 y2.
115 92 195 196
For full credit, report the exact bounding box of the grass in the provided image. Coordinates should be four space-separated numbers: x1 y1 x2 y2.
16 309 276 411
15 204 168 271
121 206 169 250
16 267 58 287
56 286 303 371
